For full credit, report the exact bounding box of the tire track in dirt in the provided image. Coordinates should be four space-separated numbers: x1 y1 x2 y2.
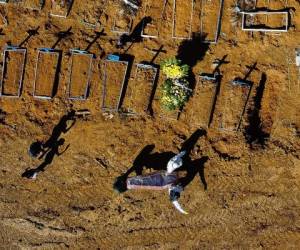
1 217 86 238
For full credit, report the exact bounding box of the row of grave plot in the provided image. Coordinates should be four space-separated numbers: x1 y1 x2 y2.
0 0 226 43
1 0 292 44
0 46 158 106
0 46 257 133
0 47 93 100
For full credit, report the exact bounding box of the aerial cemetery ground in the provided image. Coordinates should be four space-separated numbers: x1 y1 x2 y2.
0 0 299 248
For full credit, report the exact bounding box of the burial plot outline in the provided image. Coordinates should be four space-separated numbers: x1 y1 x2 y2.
33 48 60 100
199 0 225 44
219 79 253 132
125 63 158 115
50 0 74 18
241 10 289 32
197 72 221 127
101 57 129 112
0 46 26 98
67 49 93 100
172 0 194 40
141 0 167 38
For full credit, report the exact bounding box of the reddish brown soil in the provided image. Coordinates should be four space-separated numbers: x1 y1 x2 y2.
123 65 157 114
2 49 25 96
69 53 92 98
34 51 59 97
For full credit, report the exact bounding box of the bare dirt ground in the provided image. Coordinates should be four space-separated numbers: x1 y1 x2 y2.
0 0 300 249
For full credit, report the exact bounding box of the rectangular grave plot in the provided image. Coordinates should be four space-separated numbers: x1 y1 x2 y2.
23 0 45 10
33 49 60 99
102 60 129 111
220 83 251 131
242 11 288 32
50 0 73 18
124 64 158 114
185 78 218 128
1 47 26 97
172 0 194 39
68 50 93 100
200 0 224 43
142 0 166 38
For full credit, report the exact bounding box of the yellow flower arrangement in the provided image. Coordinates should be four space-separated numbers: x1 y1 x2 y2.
161 58 189 79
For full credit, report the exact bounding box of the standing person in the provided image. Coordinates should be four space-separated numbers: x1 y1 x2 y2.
113 151 188 214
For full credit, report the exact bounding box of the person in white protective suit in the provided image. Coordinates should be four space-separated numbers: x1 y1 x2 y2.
113 151 189 214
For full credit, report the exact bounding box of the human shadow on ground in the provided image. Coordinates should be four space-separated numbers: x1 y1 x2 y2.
245 72 269 147
28 110 76 159
22 138 69 179
43 110 76 149
176 33 210 91
116 16 152 50
175 34 211 120
115 129 209 190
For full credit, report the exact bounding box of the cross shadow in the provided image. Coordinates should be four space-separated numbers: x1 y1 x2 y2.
149 45 167 65
22 138 69 178
51 50 63 98
203 56 229 127
117 54 135 110
19 27 40 47
138 45 166 116
114 129 209 190
52 27 73 49
85 29 106 52
245 72 269 147
213 55 230 75
230 62 258 131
